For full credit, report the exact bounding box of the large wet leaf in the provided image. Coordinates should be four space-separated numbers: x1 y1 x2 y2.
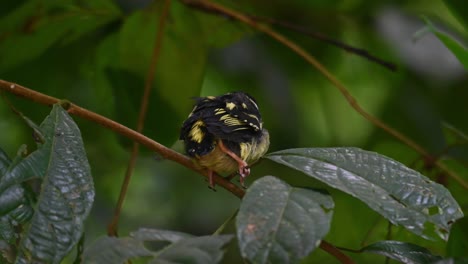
361 241 442 264
83 229 233 264
237 176 334 264
2 105 95 264
0 148 10 174
266 148 463 240
0 147 34 258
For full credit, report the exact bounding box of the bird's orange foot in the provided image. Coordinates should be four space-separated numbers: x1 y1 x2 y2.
218 140 251 188
207 170 216 191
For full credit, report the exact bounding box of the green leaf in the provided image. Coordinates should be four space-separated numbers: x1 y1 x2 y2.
447 217 468 258
0 184 32 219
432 258 468 264
105 68 182 147
82 236 152 264
0 148 11 175
236 176 334 264
266 148 464 240
154 235 233 264
130 228 193 243
442 0 468 30
119 2 206 112
7 105 95 264
361 241 442 264
0 0 121 71
195 11 253 48
423 18 468 71
0 148 34 246
83 229 233 264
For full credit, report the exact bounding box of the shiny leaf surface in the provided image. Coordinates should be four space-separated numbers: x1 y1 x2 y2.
83 229 233 264
9 105 95 264
237 176 334 264
362 241 442 264
0 148 34 248
267 148 463 240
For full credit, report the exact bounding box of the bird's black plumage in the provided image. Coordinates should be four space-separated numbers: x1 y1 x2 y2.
180 92 264 158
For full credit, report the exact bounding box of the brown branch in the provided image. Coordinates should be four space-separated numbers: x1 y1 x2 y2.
107 0 172 237
180 0 468 190
320 240 355 264
0 80 246 198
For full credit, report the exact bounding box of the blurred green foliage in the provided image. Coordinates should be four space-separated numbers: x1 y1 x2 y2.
0 0 467 263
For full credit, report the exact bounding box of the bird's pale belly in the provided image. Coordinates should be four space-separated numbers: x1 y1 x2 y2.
195 143 239 175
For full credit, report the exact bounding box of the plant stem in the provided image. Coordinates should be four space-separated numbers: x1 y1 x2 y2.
320 240 355 264
107 0 172 237
213 209 238 235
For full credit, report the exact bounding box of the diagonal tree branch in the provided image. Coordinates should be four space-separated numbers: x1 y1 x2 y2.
0 79 246 198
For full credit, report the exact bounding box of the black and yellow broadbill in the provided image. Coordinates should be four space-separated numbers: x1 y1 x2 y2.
180 92 270 188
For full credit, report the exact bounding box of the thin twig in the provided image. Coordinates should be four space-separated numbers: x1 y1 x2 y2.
0 80 246 198
182 0 397 71
180 0 468 190
213 209 238 235
107 0 172 237
320 240 355 264
360 216 383 247
254 16 397 71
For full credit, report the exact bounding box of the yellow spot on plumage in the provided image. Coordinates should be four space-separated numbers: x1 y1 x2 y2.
248 98 258 109
207 96 216 100
220 114 243 126
249 123 259 131
226 102 236 110
189 120 205 143
247 114 259 121
215 108 226 115
242 103 248 109
233 127 249 131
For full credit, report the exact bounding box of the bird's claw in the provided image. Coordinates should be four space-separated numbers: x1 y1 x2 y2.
208 184 217 191
238 165 250 188
239 166 250 178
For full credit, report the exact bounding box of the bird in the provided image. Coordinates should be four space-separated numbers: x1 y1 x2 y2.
180 91 270 189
